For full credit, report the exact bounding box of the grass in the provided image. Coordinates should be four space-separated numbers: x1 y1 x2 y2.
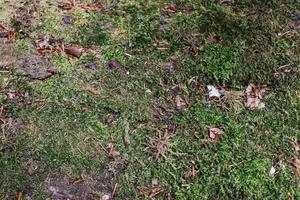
0 0 300 199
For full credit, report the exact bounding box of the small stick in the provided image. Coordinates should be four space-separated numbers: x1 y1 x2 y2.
111 183 118 199
0 70 10 74
17 192 23 200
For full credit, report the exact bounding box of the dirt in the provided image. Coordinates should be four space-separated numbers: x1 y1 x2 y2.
0 42 23 67
45 170 115 200
21 55 58 80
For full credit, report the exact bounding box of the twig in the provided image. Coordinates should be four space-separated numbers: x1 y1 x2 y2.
111 183 118 199
0 70 10 74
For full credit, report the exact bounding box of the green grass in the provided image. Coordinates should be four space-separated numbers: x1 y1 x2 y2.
0 0 300 199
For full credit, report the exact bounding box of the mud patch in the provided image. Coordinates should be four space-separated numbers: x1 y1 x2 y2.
45 170 115 200
21 55 58 80
0 42 23 67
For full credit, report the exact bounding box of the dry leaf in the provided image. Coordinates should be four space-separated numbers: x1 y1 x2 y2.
107 59 121 70
163 5 180 13
245 84 267 109
85 61 98 70
80 3 103 11
69 177 84 185
207 126 223 142
64 45 83 58
174 95 187 109
139 183 163 198
106 143 120 157
0 24 17 41
86 86 100 95
59 0 76 10
62 15 75 25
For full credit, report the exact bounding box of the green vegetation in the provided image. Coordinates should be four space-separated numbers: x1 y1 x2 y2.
0 0 299 199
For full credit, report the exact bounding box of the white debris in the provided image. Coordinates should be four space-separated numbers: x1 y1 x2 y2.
102 194 110 200
269 166 276 175
207 85 221 99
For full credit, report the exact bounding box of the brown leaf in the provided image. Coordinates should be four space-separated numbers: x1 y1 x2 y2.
69 177 84 185
86 86 100 96
206 33 221 44
107 59 121 70
207 126 223 142
0 24 17 41
64 45 83 58
59 0 76 10
163 5 180 13
106 143 120 157
80 3 103 11
245 84 268 109
174 95 187 109
139 184 163 198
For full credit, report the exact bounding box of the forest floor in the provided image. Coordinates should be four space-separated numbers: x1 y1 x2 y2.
0 0 299 199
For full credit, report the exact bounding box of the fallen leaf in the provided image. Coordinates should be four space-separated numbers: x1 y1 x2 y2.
85 61 98 70
86 86 100 95
206 33 221 44
80 3 103 11
163 5 180 13
174 95 187 109
0 24 17 41
106 143 120 157
4 89 17 100
62 15 75 25
59 0 76 10
64 45 84 58
69 177 84 185
207 85 221 99
7 31 17 41
107 113 115 126
27 159 38 175
107 59 121 70
207 126 223 142
245 84 267 109
139 183 163 198
35 35 64 56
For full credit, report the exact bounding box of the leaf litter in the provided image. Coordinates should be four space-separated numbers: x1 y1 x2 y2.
245 84 268 109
